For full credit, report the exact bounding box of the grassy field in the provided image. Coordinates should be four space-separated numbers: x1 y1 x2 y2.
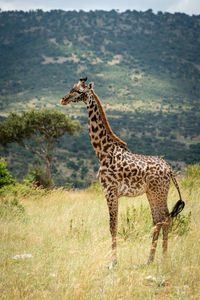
0 165 200 299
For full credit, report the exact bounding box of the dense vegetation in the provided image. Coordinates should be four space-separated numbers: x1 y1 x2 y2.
0 9 199 187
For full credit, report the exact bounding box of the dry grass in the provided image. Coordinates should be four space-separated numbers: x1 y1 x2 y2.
0 172 200 299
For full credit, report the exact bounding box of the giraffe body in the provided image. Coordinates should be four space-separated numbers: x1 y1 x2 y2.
60 78 185 265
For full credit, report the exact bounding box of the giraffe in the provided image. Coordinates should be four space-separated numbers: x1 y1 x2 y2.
60 77 185 267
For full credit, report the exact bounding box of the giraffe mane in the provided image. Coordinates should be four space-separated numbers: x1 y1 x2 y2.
91 89 127 148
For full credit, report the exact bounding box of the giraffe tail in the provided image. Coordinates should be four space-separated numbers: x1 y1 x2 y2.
170 172 185 218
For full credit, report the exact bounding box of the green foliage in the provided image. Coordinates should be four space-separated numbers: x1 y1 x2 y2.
0 10 199 103
0 158 14 188
25 164 52 188
0 197 25 220
0 182 47 197
118 205 152 240
0 109 81 146
170 212 192 236
0 109 81 187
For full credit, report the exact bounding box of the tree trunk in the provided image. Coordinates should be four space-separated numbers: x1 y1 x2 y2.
45 157 53 188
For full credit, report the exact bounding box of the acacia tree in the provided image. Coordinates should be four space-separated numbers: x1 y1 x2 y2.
0 109 81 187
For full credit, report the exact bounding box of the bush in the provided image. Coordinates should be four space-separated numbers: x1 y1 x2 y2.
0 182 47 197
0 158 14 188
25 164 53 188
170 212 192 236
118 205 152 241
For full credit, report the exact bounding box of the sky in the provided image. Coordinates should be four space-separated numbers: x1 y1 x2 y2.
0 0 200 15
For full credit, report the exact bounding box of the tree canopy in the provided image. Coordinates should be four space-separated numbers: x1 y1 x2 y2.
0 109 81 187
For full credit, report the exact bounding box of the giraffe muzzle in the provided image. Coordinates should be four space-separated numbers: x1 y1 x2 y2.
60 98 66 105
60 96 70 105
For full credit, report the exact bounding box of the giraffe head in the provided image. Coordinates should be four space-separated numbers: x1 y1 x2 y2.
60 77 94 105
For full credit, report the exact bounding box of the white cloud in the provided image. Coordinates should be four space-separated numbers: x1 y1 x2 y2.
0 0 38 11
167 0 200 15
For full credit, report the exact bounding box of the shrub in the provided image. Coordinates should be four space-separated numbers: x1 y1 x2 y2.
170 211 192 236
118 204 152 240
0 158 14 188
0 182 47 197
25 164 53 188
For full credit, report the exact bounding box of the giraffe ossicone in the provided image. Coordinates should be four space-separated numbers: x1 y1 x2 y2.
60 78 185 265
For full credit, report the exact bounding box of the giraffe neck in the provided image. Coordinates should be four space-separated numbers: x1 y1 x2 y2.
86 91 126 162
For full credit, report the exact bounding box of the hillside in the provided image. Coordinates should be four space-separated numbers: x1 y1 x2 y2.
0 9 200 187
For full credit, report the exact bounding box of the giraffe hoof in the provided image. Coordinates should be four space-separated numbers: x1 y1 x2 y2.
147 257 154 265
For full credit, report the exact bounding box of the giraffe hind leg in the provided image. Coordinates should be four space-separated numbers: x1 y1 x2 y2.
148 216 171 264
147 189 170 263
148 222 162 264
162 216 171 258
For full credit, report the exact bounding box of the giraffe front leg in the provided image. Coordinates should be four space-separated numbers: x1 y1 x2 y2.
106 189 118 268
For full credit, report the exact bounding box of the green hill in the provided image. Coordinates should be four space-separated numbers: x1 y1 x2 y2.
0 9 200 187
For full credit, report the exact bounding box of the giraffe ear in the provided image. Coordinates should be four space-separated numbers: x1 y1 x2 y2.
77 77 87 88
88 82 94 89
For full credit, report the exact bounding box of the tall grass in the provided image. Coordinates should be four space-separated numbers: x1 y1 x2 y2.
0 166 200 299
